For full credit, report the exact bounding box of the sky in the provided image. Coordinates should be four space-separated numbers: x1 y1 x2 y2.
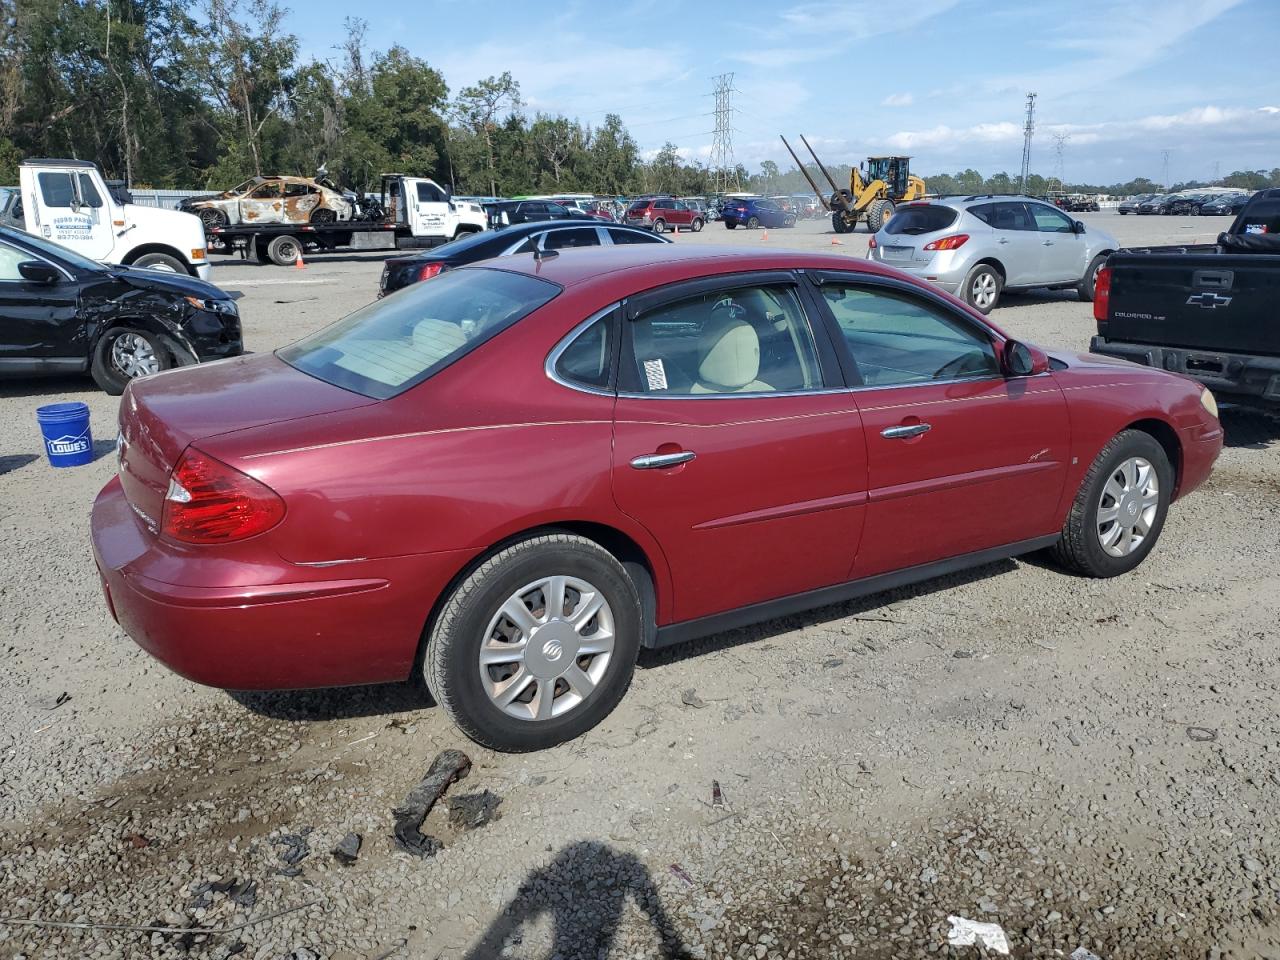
282 0 1279 186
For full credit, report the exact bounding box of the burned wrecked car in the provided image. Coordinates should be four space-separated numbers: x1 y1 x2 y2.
180 175 355 231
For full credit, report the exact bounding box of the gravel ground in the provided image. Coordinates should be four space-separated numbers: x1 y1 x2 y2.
2 212 1278 960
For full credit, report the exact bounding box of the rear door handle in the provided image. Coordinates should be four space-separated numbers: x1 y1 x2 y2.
630 451 696 469
881 423 931 440
997 237 1009 244
1042 240 1054 246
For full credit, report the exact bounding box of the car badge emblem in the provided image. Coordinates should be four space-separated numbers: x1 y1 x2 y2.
1186 292 1232 309
542 639 563 662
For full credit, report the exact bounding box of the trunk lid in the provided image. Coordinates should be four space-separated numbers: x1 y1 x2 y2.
116 353 376 534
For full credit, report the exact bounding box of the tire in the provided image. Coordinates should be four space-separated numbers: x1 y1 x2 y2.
691 218 703 233
130 252 187 274
198 208 226 233
652 218 666 234
747 216 759 229
424 533 643 752
267 234 303 266
91 326 172 395
867 198 895 233
961 263 1002 314
1077 253 1108 302
725 221 736 230
310 207 337 224
831 212 847 233
1050 430 1172 578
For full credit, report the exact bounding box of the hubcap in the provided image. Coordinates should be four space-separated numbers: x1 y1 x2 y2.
972 273 997 309
1097 456 1159 557
479 575 615 722
110 332 159 379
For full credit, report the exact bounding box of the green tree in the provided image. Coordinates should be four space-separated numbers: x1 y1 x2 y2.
453 71 520 196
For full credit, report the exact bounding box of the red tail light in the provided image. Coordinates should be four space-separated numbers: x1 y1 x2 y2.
923 234 969 251
162 448 285 544
418 262 444 282
1093 265 1112 327
867 235 877 249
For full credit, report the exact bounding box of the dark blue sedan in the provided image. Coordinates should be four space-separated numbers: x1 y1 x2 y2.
720 197 797 230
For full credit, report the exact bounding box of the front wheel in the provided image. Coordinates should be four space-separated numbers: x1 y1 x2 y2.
691 218 703 232
1051 430 1172 577
424 534 642 752
130 252 188 274
91 327 172 395
1077 253 1108 302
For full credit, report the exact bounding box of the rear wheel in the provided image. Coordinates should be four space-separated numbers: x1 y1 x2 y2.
867 198 895 233
91 326 172 395
424 534 642 752
267 234 303 266
725 221 737 230
747 216 760 229
961 263 1002 314
652 218 666 234
1051 430 1172 578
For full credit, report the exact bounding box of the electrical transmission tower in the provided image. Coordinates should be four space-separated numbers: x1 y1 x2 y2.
710 73 738 193
1161 149 1171 190
1018 92 1037 193
1052 133 1069 190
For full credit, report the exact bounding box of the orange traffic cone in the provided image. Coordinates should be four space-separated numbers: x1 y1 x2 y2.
294 249 305 270
830 236 843 245
760 230 768 241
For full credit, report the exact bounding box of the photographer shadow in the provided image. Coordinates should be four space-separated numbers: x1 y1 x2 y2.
463 840 691 959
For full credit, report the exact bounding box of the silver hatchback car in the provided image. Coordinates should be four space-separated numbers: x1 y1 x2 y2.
866 196 1118 313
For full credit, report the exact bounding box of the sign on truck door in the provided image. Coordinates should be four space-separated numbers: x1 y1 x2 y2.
32 170 114 260
410 180 449 238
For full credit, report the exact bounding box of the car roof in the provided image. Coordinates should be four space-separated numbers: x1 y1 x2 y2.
21 158 97 169
482 244 909 294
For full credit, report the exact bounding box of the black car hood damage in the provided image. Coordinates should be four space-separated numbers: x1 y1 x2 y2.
110 265 228 301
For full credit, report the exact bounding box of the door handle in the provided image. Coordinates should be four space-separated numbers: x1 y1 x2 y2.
997 237 1009 244
1042 240 1054 246
630 450 696 469
881 423 931 440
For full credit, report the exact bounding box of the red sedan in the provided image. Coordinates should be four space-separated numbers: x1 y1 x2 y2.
91 246 1223 751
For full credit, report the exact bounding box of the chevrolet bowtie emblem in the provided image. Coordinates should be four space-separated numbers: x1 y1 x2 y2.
1186 292 1232 309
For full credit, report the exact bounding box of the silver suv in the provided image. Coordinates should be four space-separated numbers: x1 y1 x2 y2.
866 196 1117 313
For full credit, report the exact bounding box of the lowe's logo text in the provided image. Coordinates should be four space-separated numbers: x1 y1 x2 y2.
47 435 91 455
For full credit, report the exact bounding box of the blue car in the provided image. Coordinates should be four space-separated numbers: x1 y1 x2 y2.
720 197 797 230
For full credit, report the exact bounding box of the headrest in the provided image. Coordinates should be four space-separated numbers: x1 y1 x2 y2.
412 318 466 356
698 316 760 389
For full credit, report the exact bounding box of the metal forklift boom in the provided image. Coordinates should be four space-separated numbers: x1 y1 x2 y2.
779 136 830 211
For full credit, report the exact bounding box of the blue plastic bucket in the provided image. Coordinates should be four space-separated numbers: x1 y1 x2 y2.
36 402 94 468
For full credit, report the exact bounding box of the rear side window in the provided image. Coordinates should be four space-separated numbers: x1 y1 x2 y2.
279 269 560 399
554 314 614 389
38 173 75 208
542 227 600 250
884 205 958 235
608 228 662 245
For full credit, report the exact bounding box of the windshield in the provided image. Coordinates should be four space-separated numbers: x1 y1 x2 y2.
278 267 560 399
885 205 958 235
7 226 106 273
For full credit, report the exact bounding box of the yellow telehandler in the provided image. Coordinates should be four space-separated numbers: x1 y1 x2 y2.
781 134 928 233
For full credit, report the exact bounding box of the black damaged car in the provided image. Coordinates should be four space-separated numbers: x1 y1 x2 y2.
0 225 241 394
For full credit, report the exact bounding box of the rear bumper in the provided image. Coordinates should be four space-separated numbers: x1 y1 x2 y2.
1090 337 1280 408
91 475 473 690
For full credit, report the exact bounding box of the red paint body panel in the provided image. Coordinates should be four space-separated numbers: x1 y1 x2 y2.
88 246 1223 691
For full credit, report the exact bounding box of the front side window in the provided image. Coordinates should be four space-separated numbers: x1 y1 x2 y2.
821 284 998 386
416 182 445 203
38 172 75 208
279 268 560 399
0 241 30 281
625 284 822 395
554 314 614 389
285 182 314 198
77 174 103 208
1029 203 1075 233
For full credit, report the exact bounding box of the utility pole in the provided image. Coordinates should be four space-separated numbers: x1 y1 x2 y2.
1211 160 1220 184
1161 149 1171 190
1052 133 1069 191
1018 92 1037 193
710 73 738 193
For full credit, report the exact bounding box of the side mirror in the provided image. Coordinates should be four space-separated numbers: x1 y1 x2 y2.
1073 220 1086 234
1003 339 1049 378
18 260 60 284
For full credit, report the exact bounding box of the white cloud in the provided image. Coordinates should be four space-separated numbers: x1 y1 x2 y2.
882 93 914 107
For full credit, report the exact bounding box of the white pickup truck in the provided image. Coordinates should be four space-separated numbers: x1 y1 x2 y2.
14 158 210 280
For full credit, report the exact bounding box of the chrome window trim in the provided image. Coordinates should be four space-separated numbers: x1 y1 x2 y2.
544 302 622 398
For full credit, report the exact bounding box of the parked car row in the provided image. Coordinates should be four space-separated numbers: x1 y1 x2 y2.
1119 191 1253 216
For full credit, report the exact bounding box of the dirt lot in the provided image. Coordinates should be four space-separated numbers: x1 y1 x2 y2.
2 212 1278 960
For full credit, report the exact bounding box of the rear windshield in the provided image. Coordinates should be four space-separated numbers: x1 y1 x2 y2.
278 268 559 399
884 205 958 235
627 201 649 212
